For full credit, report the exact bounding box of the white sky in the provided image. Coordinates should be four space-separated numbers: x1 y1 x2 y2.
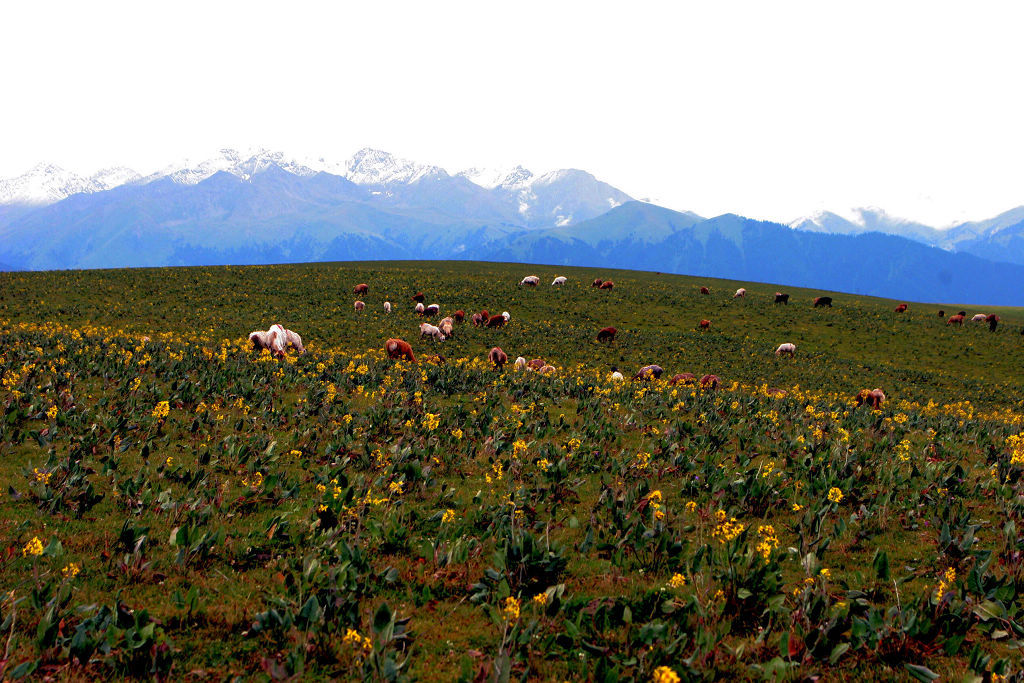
1 0 1022 227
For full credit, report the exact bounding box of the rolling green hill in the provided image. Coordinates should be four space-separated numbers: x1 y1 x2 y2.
1 261 1022 680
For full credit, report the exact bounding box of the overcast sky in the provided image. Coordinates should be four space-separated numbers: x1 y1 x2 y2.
1 1 1022 226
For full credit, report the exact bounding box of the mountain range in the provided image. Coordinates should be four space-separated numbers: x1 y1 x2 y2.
1 148 1023 305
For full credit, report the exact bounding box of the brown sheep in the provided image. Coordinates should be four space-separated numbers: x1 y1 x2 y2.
699 319 711 330
947 314 964 326
488 346 508 369
855 388 886 409
471 313 485 327
592 278 604 287
987 314 1000 332
669 373 696 385
699 374 720 390
527 358 545 370
596 326 617 343
385 338 416 363
894 303 908 313
774 292 789 304
633 365 663 381
354 300 365 311
937 310 945 317
411 292 425 303
700 286 710 295
453 310 465 323
813 296 833 308
353 283 369 295
599 280 614 290
486 314 506 329
423 304 440 317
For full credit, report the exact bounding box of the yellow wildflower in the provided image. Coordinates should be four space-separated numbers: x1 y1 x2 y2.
22 536 44 557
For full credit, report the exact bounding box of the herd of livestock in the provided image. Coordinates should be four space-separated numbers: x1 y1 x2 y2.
248 275 1012 411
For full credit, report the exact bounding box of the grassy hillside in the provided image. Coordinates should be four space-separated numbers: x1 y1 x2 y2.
1 260 1023 681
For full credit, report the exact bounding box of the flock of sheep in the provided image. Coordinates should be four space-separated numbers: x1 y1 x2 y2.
247 274 1014 411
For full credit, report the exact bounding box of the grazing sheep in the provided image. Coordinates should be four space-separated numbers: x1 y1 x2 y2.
596 326 617 343
813 296 833 308
699 319 711 330
971 313 987 323
958 311 967 317
937 310 945 317
486 314 506 328
354 300 365 311
385 338 416 363
415 302 425 315
855 388 886 409
519 275 540 287
552 276 567 286
592 278 604 287
423 304 440 317
633 365 663 381
453 310 465 323
700 287 710 295
987 314 1000 332
502 311 510 321
699 374 720 390
895 303 908 313
419 323 446 341
775 342 796 357
488 346 508 369
471 313 485 327
383 301 391 313
599 280 614 290
774 292 789 304
733 288 746 298
248 324 304 358
539 364 556 374
514 356 527 370
439 317 454 338
353 283 369 295
669 373 696 385
610 370 624 381
411 292 425 303
527 358 545 370
947 314 965 326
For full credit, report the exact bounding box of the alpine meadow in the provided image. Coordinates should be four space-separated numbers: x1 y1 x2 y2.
2 260 1024 681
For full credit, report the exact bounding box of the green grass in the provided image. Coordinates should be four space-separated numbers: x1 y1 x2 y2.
0 260 1022 681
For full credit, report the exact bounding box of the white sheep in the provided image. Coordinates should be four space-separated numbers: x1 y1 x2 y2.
552 276 567 286
971 313 987 323
519 275 540 287
502 311 510 322
415 302 425 314
514 356 527 370
354 300 365 311
419 322 446 341
383 301 391 313
775 342 796 357
249 324 304 358
734 287 747 298
438 317 454 338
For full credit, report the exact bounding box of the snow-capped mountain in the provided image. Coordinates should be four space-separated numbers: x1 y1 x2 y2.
790 207 941 244
0 163 104 205
457 165 534 190
339 148 445 186
145 148 317 186
90 166 142 190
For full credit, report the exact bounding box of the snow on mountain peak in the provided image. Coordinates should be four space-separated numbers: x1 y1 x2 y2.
90 167 142 190
0 163 101 205
342 148 445 185
457 165 534 190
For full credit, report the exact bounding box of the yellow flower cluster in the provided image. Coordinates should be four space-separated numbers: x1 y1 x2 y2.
343 628 373 653
62 562 81 578
537 458 551 472
1007 434 1024 467
502 596 521 622
755 525 779 563
451 428 464 440
422 412 440 431
151 400 170 419
33 468 51 485
22 536 44 557
242 471 264 490
648 490 666 521
668 573 686 589
46 405 58 420
442 509 456 524
652 666 681 683
711 509 745 543
936 566 956 596
532 592 549 606
827 487 844 504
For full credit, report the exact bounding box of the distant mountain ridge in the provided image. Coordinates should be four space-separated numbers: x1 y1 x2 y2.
2 148 1024 304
